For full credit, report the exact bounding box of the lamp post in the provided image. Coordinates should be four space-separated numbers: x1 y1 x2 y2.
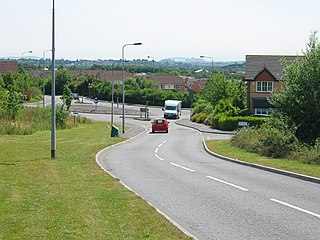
111 62 115 126
21 50 33 100
42 50 51 108
200 55 214 72
121 42 142 133
51 0 56 159
147 56 156 105
147 55 155 74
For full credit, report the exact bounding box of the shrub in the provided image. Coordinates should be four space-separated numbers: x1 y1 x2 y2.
213 116 267 131
231 118 300 158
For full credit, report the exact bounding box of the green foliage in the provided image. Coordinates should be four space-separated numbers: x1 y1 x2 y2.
0 86 22 120
210 116 266 131
191 73 247 126
231 118 299 158
271 32 320 144
202 73 247 110
60 85 73 111
0 106 87 135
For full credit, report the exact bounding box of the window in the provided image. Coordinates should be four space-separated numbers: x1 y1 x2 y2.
160 85 165 89
174 85 180 89
255 108 272 115
256 81 273 92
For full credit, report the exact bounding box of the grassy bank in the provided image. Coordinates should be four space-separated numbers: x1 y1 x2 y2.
206 140 320 178
0 122 191 239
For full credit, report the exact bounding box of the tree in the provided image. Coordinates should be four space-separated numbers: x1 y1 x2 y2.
271 32 320 144
0 85 22 120
60 85 73 111
202 73 247 112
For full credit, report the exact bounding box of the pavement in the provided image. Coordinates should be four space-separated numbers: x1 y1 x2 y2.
175 119 233 135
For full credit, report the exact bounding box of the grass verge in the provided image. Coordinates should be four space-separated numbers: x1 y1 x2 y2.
206 140 320 178
0 122 191 239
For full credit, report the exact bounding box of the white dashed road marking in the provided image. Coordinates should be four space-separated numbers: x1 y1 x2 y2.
270 198 320 219
207 175 249 192
170 162 196 173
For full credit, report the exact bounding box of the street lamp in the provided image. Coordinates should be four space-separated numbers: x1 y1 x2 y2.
111 62 115 127
200 55 214 72
121 42 142 133
147 56 156 105
147 55 155 74
42 50 51 107
51 0 56 159
21 50 33 100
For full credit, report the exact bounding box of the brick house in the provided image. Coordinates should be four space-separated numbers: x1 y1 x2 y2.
30 70 133 83
245 55 298 115
146 75 187 93
0 60 19 74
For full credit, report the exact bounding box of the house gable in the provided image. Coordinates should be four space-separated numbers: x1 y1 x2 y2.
254 67 277 82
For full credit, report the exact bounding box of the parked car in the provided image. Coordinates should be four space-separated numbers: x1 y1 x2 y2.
250 114 271 118
71 93 79 100
151 117 169 133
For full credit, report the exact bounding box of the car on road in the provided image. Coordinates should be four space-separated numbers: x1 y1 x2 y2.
151 117 169 133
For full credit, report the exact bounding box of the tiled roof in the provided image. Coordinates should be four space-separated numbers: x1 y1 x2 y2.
30 70 133 81
69 70 133 81
0 61 19 74
245 55 299 80
147 75 186 85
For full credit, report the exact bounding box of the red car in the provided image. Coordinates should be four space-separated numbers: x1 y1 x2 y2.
151 117 169 133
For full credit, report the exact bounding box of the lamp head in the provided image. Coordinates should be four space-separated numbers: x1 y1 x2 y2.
134 42 142 45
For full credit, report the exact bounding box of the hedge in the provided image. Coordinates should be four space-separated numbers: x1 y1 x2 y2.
215 116 268 131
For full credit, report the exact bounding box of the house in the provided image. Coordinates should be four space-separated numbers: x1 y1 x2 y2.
30 70 134 83
146 75 187 92
245 55 298 115
69 70 133 83
0 60 19 74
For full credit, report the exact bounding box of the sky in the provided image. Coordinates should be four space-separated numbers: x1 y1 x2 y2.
1 0 319 61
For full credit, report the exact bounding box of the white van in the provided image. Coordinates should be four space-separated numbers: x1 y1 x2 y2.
163 100 182 119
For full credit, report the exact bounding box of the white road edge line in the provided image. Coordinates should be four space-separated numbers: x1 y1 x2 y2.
206 175 249 192
155 148 158 153
270 198 320 219
170 162 196 172
155 154 164 161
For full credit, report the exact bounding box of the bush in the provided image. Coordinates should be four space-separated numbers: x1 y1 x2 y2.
231 118 300 158
212 116 267 131
0 106 90 135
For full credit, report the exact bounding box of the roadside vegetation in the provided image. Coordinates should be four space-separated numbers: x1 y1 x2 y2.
206 140 320 178
0 121 191 239
205 33 320 172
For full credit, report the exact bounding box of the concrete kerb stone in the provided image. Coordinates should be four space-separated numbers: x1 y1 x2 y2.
175 120 320 185
202 140 320 185
175 120 233 135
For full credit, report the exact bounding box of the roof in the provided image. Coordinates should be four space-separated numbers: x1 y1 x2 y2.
29 70 133 81
69 70 133 81
245 55 299 80
147 75 186 85
0 61 19 74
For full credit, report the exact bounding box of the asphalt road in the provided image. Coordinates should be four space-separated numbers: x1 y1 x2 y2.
55 97 320 239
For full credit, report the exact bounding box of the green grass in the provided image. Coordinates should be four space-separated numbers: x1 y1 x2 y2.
0 122 191 239
206 140 320 178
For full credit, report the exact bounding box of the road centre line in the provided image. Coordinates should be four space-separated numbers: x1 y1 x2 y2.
170 162 196 173
155 154 164 161
206 175 249 192
270 198 320 219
